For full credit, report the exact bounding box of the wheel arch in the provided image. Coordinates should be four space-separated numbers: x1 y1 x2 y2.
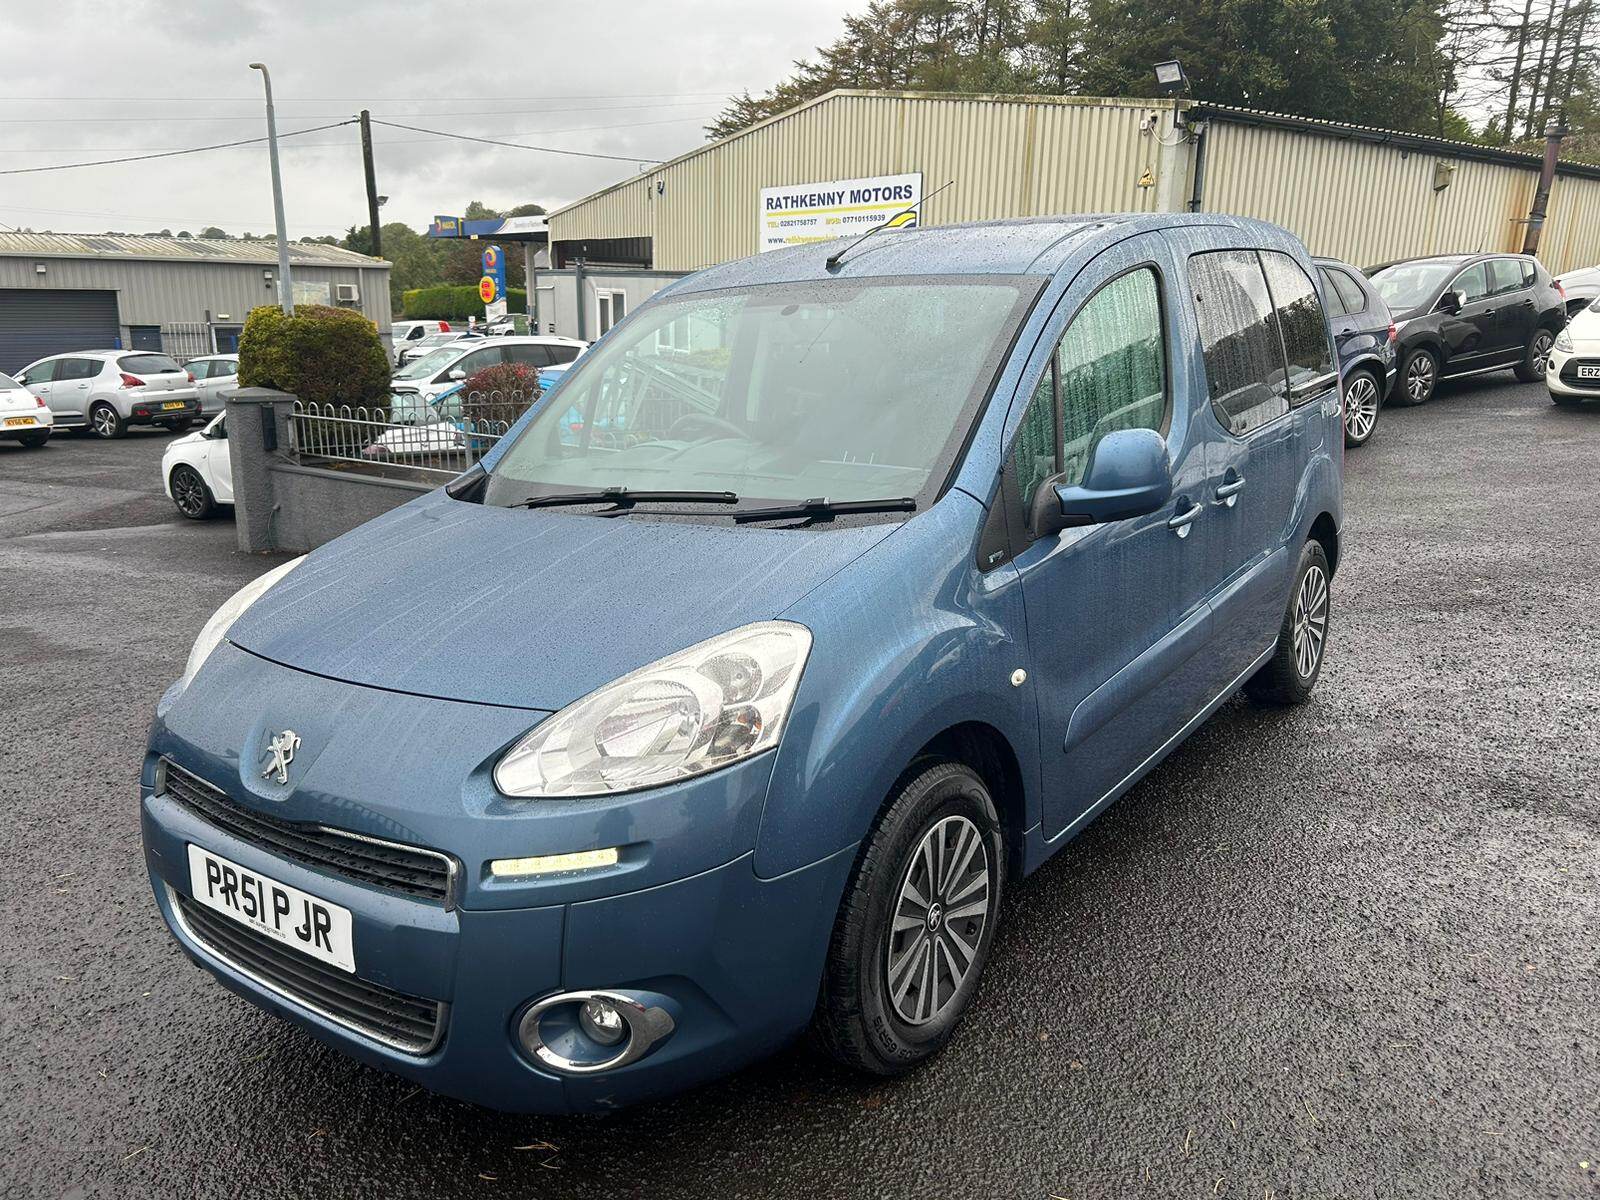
909 722 1028 880
1309 511 1340 577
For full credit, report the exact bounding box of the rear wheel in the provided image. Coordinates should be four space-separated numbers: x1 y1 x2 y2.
90 402 125 439
1393 347 1437 406
1515 328 1555 383
169 465 215 519
1342 369 1381 447
813 760 1004 1076
17 431 49 449
1247 539 1331 706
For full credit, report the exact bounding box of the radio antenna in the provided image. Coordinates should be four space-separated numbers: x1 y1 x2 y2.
826 179 955 269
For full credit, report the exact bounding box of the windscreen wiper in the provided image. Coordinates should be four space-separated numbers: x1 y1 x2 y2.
732 497 917 524
509 487 740 510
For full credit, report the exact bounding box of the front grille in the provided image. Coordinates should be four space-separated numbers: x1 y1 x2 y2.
172 890 445 1054
162 761 455 904
1558 358 1600 390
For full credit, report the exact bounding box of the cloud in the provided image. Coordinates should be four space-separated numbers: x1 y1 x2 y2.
0 0 856 238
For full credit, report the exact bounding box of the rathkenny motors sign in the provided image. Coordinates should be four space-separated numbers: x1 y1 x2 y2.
758 173 923 253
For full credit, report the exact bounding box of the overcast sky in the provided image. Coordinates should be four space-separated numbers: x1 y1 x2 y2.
0 0 858 241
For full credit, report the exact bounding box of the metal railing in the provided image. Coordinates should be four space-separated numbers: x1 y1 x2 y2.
289 388 531 479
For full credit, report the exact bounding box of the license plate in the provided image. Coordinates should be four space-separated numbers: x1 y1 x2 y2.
1578 365 1600 380
185 844 355 972
3 416 34 427
162 400 188 411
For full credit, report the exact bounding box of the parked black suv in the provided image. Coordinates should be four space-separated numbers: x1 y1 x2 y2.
1365 253 1566 405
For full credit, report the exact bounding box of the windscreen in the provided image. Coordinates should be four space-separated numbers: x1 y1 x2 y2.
1368 261 1459 311
393 347 462 380
119 354 182 374
484 277 1034 509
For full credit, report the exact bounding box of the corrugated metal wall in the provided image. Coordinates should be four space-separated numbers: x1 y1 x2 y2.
551 90 1600 276
553 92 1175 270
0 256 391 331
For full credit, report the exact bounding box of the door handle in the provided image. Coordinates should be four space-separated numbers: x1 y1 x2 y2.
1521 298 1534 307
1215 476 1246 505
1337 326 1355 336
1167 500 1202 538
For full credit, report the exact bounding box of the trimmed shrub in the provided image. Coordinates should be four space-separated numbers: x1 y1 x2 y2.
401 285 528 322
238 304 390 407
459 361 540 429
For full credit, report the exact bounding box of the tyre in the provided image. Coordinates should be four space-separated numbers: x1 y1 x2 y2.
168 465 215 519
1247 539 1331 706
1342 369 1382 448
17 431 50 449
89 402 126 439
813 760 1005 1076
1514 328 1555 383
1393 347 1438 406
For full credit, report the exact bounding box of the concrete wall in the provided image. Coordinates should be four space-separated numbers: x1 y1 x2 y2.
225 388 428 554
531 267 689 341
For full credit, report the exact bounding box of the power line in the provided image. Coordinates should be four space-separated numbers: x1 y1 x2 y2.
366 118 665 164
0 100 722 123
0 202 351 231
0 91 736 103
0 120 355 176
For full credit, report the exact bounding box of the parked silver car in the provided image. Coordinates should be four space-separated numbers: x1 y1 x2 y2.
1556 264 1600 320
15 350 200 438
184 354 240 415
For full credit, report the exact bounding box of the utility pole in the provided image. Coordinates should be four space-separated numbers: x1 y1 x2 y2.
1521 118 1569 255
359 110 382 259
250 62 293 313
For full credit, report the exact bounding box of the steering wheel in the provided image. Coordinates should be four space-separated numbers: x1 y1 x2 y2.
666 412 748 441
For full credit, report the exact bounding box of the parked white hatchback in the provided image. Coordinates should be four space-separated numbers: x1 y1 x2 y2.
1548 298 1600 406
1 370 53 448
162 412 233 519
388 335 588 424
184 354 240 415
15 350 200 437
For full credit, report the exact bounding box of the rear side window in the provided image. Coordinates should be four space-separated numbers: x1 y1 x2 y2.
1056 269 1167 485
1317 268 1348 318
1329 268 1366 315
1488 258 1524 295
1190 250 1288 435
1259 252 1336 405
545 344 581 365
119 354 181 374
1520 261 1536 287
219 359 239 375
57 358 101 381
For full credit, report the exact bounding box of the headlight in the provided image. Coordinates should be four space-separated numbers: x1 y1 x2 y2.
1554 328 1573 353
495 621 813 798
180 556 304 688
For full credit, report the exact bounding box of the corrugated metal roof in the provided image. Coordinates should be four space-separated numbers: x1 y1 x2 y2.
0 232 389 268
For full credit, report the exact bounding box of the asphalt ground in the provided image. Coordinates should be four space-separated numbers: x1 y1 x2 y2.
1 381 1597 1200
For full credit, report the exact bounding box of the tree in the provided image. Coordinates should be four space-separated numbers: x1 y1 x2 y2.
199 226 227 239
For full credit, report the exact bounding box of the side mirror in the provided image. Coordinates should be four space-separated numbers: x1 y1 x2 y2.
1031 428 1173 536
447 368 467 381
1437 290 1463 315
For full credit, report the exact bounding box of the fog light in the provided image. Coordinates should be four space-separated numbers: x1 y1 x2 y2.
489 847 619 877
579 999 626 1046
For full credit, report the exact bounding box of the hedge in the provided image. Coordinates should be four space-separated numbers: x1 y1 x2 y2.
401 284 528 321
237 304 390 407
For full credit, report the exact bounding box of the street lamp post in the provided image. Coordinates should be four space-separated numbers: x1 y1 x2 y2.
249 62 293 314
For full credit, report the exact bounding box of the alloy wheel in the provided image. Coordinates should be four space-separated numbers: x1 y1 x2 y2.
1344 375 1379 442
92 406 118 437
1530 332 1554 376
1292 564 1329 680
172 468 206 517
1406 355 1435 403
885 814 991 1026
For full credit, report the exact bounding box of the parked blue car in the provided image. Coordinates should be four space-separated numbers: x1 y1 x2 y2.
141 213 1343 1114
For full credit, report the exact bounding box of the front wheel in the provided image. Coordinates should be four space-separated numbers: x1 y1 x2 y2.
1342 369 1381 447
1393 348 1437 406
812 760 1004 1076
1515 328 1556 382
1247 539 1331 706
169 465 215 519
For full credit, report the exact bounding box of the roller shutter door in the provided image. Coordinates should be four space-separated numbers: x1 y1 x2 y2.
0 289 120 373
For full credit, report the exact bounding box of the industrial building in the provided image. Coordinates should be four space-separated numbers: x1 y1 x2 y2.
535 89 1600 337
0 233 391 372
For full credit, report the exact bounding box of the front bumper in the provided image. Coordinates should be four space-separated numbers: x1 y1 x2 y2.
1547 345 1600 397
140 645 855 1113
